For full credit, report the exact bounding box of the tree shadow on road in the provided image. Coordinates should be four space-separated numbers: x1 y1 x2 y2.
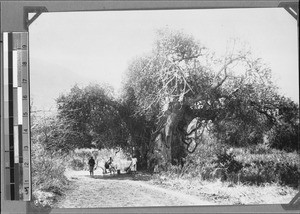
91 171 153 181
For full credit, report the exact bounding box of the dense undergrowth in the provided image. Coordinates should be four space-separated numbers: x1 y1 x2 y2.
31 123 299 208
164 138 300 188
31 142 70 207
31 142 299 208
31 141 132 207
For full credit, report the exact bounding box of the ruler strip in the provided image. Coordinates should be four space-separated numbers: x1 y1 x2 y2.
17 32 31 201
3 32 31 201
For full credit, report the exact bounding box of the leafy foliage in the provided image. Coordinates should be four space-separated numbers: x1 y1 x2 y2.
267 97 299 152
29 28 299 208
69 158 85 171
56 84 129 150
31 142 69 192
33 28 298 177
31 123 69 207
118 86 156 168
161 133 299 188
213 150 243 175
123 28 296 168
31 113 76 152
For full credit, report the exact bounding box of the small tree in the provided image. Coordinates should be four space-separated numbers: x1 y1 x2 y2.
56 83 129 150
268 97 299 152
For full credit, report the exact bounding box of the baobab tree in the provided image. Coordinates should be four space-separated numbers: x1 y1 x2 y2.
123 29 280 170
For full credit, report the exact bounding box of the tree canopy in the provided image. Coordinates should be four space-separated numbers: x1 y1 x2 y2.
55 84 129 150
122 29 298 168
34 29 299 171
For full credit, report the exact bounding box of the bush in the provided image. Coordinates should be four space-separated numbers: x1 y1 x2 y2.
238 161 300 187
180 135 225 178
239 161 277 185
267 98 299 152
158 128 299 188
69 158 85 170
269 124 299 152
275 162 300 187
180 144 299 188
31 113 70 207
213 150 243 175
32 142 69 196
233 150 300 187
248 143 272 154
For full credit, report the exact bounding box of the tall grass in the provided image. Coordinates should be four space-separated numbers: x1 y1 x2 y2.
31 142 69 206
162 135 300 188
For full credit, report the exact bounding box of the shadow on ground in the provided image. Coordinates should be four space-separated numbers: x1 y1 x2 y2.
90 171 153 181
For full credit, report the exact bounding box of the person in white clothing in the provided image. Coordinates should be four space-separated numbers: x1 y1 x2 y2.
131 157 137 172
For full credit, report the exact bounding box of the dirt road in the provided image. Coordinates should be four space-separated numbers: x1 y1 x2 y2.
56 169 215 208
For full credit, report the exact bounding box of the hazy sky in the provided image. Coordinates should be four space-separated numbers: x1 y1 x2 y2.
29 8 298 112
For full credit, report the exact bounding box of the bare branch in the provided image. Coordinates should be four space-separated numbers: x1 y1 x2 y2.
178 54 201 62
174 64 195 95
212 55 246 89
186 55 247 105
186 120 202 136
213 68 228 90
186 123 207 153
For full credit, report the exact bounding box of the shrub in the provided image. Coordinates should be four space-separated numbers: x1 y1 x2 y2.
180 135 225 177
162 133 299 188
211 149 243 181
248 143 272 154
69 158 85 170
197 146 299 188
236 156 300 187
31 113 70 207
267 98 299 152
239 161 277 185
32 142 69 196
275 162 300 188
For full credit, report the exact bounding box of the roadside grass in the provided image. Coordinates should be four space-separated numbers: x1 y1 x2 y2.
149 174 298 205
31 143 299 207
176 137 300 188
31 142 70 208
31 146 132 208
148 138 299 205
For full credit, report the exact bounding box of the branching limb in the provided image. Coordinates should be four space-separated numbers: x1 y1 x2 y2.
186 122 207 153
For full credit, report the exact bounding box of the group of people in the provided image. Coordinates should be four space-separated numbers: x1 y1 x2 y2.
88 156 137 176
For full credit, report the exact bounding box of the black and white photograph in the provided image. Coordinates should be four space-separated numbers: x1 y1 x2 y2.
28 8 299 208
1 1 299 212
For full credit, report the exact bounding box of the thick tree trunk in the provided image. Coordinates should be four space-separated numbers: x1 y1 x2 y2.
148 104 195 171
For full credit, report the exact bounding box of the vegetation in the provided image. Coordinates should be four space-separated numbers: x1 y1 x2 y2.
149 172 298 205
51 29 298 171
68 148 130 171
31 29 299 206
55 84 130 150
31 114 70 207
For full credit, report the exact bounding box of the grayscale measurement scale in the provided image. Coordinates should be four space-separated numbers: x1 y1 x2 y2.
3 32 31 201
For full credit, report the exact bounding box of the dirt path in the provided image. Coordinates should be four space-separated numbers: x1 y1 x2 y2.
56 169 215 208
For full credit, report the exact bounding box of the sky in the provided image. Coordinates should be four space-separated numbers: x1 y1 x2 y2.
29 8 298 112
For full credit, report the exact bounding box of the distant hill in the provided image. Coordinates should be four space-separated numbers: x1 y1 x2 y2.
30 58 91 112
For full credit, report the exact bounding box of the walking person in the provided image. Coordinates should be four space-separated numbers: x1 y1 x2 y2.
88 156 96 176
